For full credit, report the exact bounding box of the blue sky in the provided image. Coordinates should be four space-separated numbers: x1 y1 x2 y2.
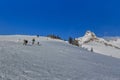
0 0 120 39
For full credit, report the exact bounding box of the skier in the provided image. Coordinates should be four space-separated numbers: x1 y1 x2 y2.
37 42 40 45
23 40 28 45
91 47 93 52
32 38 35 45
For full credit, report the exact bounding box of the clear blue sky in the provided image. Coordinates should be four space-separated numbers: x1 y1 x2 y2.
0 0 120 39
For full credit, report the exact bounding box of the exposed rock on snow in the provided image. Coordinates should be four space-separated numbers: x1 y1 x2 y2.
77 31 97 44
76 31 120 58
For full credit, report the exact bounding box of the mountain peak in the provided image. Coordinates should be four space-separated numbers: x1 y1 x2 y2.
76 31 120 58
84 30 97 39
77 31 97 44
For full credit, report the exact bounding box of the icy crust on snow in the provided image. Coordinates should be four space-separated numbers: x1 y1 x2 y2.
0 35 120 80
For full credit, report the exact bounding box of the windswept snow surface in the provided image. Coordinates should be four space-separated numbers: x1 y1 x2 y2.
0 35 120 80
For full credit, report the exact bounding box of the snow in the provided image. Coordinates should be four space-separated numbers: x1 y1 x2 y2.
77 31 120 58
0 35 120 80
81 41 120 58
108 38 120 48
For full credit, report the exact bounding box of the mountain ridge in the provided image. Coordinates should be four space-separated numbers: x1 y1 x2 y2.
76 31 120 58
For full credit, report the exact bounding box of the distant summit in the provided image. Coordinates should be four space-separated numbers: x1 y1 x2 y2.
77 31 98 44
84 31 97 39
76 31 120 58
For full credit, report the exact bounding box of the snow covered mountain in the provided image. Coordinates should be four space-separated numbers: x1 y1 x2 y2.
76 31 120 58
0 35 120 80
105 37 120 48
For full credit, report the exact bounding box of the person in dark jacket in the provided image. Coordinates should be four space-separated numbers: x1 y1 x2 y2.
23 40 28 45
32 38 35 45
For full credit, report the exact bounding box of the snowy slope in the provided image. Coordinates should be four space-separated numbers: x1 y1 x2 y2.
107 37 120 48
76 31 120 58
0 35 120 80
